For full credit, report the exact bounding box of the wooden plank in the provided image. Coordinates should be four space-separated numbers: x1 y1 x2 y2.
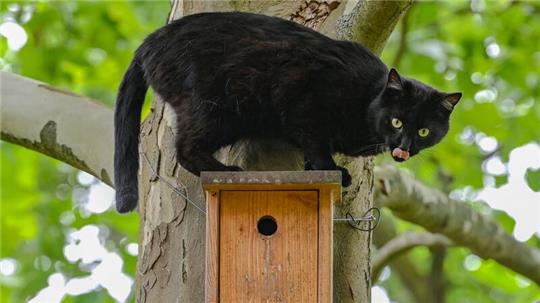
219 191 319 302
319 188 334 303
205 190 220 303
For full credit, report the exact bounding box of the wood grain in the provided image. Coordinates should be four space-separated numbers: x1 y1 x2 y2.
318 188 334 302
205 190 220 303
219 190 319 302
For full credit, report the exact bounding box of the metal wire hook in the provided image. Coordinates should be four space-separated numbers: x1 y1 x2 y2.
333 207 381 231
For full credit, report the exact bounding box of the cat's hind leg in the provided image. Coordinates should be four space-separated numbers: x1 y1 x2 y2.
177 149 241 176
174 110 242 176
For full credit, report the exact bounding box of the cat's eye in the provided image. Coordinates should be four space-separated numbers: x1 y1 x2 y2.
391 118 403 129
418 128 430 137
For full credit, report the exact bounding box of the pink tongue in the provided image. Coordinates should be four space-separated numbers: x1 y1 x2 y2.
392 147 410 161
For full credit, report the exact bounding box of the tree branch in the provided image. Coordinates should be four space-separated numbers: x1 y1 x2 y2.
337 0 413 53
375 165 540 286
0 72 114 186
373 214 437 303
429 246 447 303
373 232 453 282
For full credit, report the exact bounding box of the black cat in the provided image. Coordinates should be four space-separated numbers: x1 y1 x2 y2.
114 12 461 213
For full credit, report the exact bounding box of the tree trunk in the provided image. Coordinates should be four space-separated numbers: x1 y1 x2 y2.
136 1 411 302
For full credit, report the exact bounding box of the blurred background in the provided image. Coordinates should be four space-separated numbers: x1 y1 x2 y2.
1 1 539 302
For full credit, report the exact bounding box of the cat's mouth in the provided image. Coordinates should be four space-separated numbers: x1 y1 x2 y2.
391 147 410 162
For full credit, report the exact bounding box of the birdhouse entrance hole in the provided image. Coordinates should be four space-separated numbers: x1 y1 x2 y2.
257 215 277 236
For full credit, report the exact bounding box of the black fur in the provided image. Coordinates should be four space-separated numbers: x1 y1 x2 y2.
114 12 461 213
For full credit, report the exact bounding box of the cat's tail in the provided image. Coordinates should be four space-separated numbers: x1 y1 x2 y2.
114 56 148 213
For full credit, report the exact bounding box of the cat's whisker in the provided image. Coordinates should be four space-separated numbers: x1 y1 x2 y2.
349 143 388 156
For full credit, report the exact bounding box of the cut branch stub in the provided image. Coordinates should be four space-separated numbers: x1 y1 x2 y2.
0 72 114 186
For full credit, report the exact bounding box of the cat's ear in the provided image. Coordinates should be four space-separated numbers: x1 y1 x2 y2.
387 68 403 91
441 92 462 111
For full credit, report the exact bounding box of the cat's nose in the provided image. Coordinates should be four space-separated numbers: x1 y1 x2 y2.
400 137 411 147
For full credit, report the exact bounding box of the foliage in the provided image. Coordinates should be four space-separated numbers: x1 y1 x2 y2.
376 1 540 302
1 1 168 302
1 1 539 302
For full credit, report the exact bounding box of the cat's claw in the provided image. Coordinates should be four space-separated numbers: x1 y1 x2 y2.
337 166 352 187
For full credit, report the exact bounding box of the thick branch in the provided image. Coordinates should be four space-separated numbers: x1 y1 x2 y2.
337 0 413 53
0 72 114 186
372 232 453 281
375 166 540 285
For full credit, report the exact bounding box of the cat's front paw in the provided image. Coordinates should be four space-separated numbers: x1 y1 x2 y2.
337 166 352 187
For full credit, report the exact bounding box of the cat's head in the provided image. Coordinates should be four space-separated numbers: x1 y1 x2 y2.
370 68 462 162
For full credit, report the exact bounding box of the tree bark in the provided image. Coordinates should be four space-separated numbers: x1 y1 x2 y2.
136 1 410 302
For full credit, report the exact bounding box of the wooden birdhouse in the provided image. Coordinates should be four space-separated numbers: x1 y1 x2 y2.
201 171 341 303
